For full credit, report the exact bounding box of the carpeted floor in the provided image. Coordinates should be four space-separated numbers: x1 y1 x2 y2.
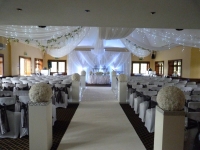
0 104 79 150
120 104 154 150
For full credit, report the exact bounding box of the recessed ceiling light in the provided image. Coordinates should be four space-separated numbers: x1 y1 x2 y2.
38 26 46 28
17 8 22 11
151 12 156 15
85 10 90 12
176 29 184 31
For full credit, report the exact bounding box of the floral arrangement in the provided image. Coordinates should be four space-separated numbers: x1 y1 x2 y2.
29 83 52 102
118 74 127 82
71 73 80 81
112 71 116 76
81 70 86 76
157 86 185 111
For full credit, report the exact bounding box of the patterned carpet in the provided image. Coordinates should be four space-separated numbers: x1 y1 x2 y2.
0 104 79 150
120 104 154 150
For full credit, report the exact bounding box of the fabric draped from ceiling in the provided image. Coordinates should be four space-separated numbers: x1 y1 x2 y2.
47 27 90 57
121 38 151 58
99 27 135 40
68 50 131 82
0 25 90 57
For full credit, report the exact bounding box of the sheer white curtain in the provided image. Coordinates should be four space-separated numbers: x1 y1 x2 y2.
99 27 135 39
68 50 131 82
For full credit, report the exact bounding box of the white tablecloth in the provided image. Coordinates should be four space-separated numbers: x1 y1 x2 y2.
88 75 110 84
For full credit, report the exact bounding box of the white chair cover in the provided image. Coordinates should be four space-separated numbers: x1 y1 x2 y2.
144 108 156 133
129 93 136 108
134 96 144 114
54 84 68 108
139 101 149 122
0 97 21 139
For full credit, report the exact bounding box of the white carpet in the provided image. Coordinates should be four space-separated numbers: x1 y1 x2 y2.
57 87 145 150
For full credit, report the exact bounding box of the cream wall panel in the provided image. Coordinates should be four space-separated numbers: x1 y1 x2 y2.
10 42 43 76
190 47 200 78
155 46 191 78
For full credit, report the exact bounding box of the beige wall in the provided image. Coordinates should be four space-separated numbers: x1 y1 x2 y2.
155 46 191 78
43 53 67 72
190 47 200 78
10 42 43 76
0 37 11 76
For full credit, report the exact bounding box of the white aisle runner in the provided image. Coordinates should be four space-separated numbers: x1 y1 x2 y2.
57 87 145 150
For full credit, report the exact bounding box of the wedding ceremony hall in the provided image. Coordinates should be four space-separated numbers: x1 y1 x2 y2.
1 0 200 150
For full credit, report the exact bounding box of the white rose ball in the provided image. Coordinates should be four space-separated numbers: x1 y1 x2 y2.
81 70 86 76
157 86 185 111
112 71 116 76
29 83 52 102
118 74 127 82
71 73 80 81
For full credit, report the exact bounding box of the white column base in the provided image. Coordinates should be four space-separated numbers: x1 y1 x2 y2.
80 75 86 90
118 81 127 103
29 101 52 150
111 75 117 90
154 106 185 150
72 81 80 103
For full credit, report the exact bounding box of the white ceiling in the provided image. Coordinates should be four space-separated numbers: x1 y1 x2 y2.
1 0 200 29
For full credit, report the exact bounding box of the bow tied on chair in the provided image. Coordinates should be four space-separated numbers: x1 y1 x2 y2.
0 104 10 134
54 88 65 104
20 103 28 128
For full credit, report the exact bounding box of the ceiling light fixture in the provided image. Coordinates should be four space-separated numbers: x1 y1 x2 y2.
85 10 90 12
16 8 22 11
151 12 156 15
38 26 46 28
176 29 184 31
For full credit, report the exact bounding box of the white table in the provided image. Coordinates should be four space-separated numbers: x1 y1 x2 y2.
88 75 110 84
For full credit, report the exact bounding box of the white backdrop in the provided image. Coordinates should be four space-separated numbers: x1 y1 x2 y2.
67 50 131 83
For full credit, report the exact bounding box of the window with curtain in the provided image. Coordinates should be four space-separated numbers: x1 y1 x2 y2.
49 60 66 75
168 59 182 77
155 61 164 76
132 61 150 74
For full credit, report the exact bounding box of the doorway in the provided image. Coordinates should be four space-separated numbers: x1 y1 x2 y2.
19 56 31 76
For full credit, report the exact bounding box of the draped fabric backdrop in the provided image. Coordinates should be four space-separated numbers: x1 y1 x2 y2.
68 50 131 82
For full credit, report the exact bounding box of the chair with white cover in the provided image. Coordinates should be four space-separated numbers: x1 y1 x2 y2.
163 82 174 87
134 96 144 114
0 97 21 138
11 80 23 85
53 84 68 108
2 83 15 91
18 96 30 138
139 91 157 122
186 84 198 90
129 91 137 108
192 88 200 95
191 95 200 102
151 87 162 92
179 80 187 85
2 79 12 83
180 87 193 95
175 83 185 89
144 108 156 133
187 82 196 85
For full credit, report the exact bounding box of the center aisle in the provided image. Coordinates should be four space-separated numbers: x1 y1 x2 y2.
57 87 145 150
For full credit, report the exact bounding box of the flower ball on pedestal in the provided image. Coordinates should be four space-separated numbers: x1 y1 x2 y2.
157 86 185 111
118 74 127 82
29 83 52 102
81 70 86 76
112 71 116 76
71 73 80 81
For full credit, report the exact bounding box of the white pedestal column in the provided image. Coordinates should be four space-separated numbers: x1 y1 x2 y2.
29 101 52 150
72 81 80 103
118 81 127 103
80 75 86 89
111 75 117 90
154 106 185 150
